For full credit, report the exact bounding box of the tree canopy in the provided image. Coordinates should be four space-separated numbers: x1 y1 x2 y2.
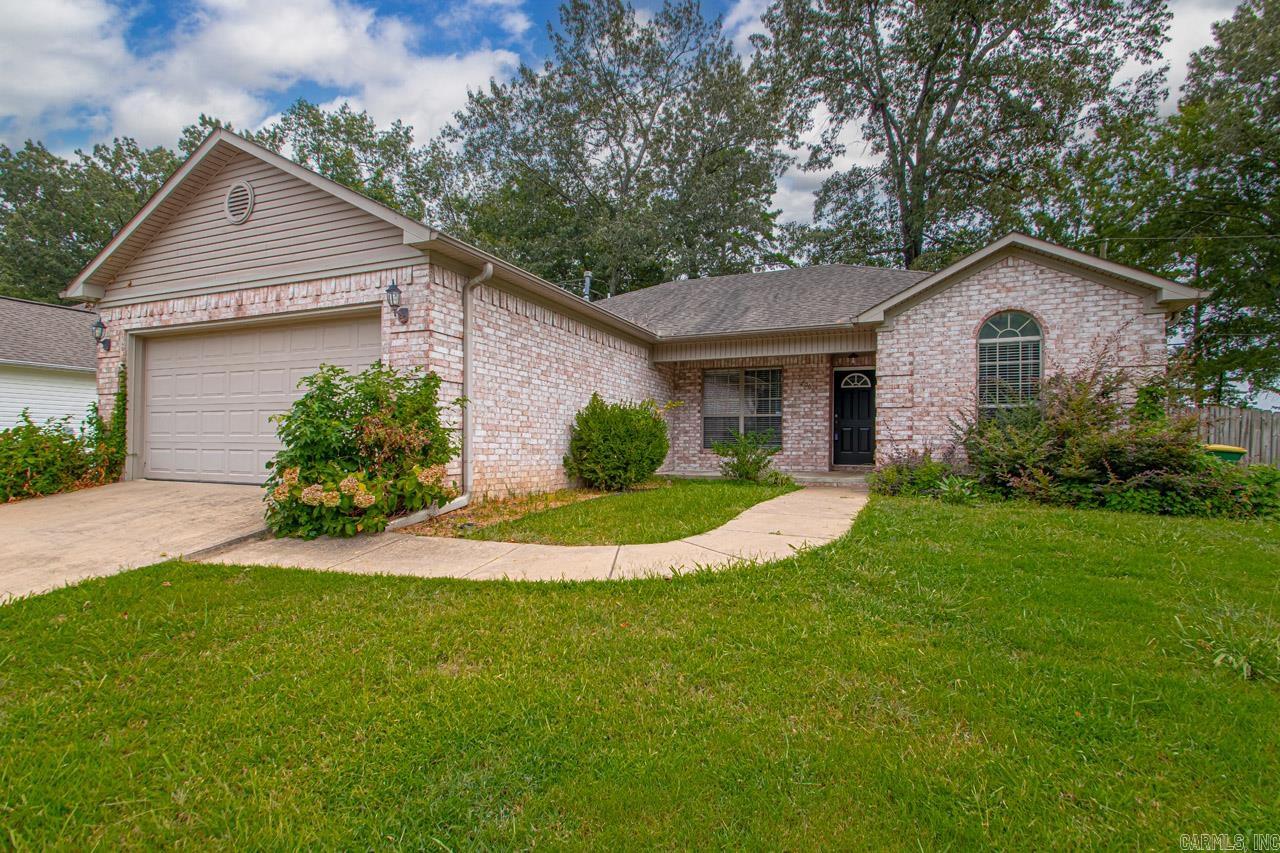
446 0 787 296
757 0 1169 270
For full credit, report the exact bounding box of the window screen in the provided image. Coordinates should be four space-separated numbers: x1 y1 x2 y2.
702 368 782 448
977 311 1042 410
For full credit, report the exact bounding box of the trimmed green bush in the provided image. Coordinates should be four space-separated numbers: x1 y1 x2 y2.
711 431 792 485
264 363 457 538
563 394 669 490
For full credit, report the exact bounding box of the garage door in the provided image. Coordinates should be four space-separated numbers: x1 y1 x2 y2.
143 314 381 484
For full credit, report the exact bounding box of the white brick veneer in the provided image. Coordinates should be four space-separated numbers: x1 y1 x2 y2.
874 255 1169 461
93 252 1171 489
96 262 671 497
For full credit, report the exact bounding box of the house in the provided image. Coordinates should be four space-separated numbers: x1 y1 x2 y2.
62 130 1202 495
0 297 99 430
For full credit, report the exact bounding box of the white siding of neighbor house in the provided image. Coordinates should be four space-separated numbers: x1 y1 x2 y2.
0 365 98 429
103 151 422 304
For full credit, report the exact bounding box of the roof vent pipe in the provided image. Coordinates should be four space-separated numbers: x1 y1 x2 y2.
583 270 592 301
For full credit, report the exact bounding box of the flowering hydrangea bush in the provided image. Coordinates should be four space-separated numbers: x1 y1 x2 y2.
263 363 457 538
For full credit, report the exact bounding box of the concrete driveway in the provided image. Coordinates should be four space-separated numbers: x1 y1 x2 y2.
1 480 265 602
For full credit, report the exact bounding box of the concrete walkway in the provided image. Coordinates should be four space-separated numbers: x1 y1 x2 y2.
203 486 867 581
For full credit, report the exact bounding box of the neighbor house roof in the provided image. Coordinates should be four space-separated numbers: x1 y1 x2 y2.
599 265 931 339
0 297 98 372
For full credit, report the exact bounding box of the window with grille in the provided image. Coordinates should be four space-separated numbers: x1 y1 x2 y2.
978 311 1042 410
702 368 782 448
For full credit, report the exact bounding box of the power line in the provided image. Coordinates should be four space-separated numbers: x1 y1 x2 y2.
1083 234 1280 243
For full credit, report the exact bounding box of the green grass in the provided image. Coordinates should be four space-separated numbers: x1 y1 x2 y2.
2 499 1278 848
462 477 796 544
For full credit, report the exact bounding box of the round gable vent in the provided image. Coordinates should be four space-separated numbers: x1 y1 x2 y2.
224 181 255 224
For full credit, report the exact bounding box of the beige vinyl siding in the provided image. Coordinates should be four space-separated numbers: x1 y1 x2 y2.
651 329 877 362
105 152 422 302
0 365 97 429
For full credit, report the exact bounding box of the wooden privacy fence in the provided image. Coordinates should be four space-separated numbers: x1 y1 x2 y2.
1193 405 1280 466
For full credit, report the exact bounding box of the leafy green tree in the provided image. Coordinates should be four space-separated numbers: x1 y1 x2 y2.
757 0 1170 269
0 139 177 303
1171 0 1280 402
447 0 787 296
1025 0 1279 404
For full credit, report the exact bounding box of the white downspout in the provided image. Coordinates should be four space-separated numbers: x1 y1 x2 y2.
387 261 492 529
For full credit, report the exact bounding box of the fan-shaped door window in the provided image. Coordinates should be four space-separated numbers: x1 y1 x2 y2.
840 372 872 389
978 311 1042 410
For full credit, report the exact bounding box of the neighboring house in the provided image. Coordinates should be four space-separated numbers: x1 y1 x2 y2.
0 297 99 430
63 130 1203 494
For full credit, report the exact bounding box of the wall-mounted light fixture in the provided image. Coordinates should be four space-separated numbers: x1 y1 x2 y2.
386 280 409 324
92 317 111 352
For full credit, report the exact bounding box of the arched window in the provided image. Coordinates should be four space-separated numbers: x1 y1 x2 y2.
978 311 1042 410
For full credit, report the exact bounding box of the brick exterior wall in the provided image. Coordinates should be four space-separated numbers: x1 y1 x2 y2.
94 263 423 426
874 254 1170 461
424 264 670 496
96 262 669 497
663 355 833 474
94 250 1171 489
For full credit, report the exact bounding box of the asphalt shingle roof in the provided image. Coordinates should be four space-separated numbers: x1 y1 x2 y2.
0 297 98 371
598 264 930 338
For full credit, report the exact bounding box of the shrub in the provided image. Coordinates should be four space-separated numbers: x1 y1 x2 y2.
936 474 980 505
0 368 127 501
0 414 91 500
711 431 791 484
868 447 961 497
563 394 669 490
956 359 1279 519
264 363 457 538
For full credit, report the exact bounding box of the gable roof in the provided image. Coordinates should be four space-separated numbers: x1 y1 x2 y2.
61 130 656 344
601 234 1205 338
599 265 930 338
0 297 97 372
854 232 1205 324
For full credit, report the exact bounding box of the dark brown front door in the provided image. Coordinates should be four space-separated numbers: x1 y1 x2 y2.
833 371 875 465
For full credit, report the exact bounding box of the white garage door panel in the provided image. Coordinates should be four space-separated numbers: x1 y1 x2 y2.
143 315 381 484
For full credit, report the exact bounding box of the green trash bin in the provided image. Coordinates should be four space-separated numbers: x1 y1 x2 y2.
1205 444 1247 463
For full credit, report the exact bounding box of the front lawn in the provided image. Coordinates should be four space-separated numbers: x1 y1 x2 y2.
2 499 1277 847
449 477 796 544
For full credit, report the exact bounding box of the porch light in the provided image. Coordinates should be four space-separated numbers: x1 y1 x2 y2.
385 280 409 324
92 317 111 352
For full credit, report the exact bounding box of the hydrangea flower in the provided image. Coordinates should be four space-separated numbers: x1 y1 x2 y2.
282 467 300 486
354 491 376 509
322 491 340 508
300 484 325 506
338 475 360 495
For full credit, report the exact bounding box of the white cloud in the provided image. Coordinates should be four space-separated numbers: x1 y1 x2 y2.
723 0 768 55
0 0 132 139
0 0 523 148
435 0 532 42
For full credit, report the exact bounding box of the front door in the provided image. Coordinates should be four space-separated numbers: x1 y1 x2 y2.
833 371 875 465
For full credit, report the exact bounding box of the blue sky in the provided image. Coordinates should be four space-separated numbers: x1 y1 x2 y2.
0 0 1236 221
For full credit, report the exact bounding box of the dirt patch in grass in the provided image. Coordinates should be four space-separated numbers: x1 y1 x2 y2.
403 487 606 537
